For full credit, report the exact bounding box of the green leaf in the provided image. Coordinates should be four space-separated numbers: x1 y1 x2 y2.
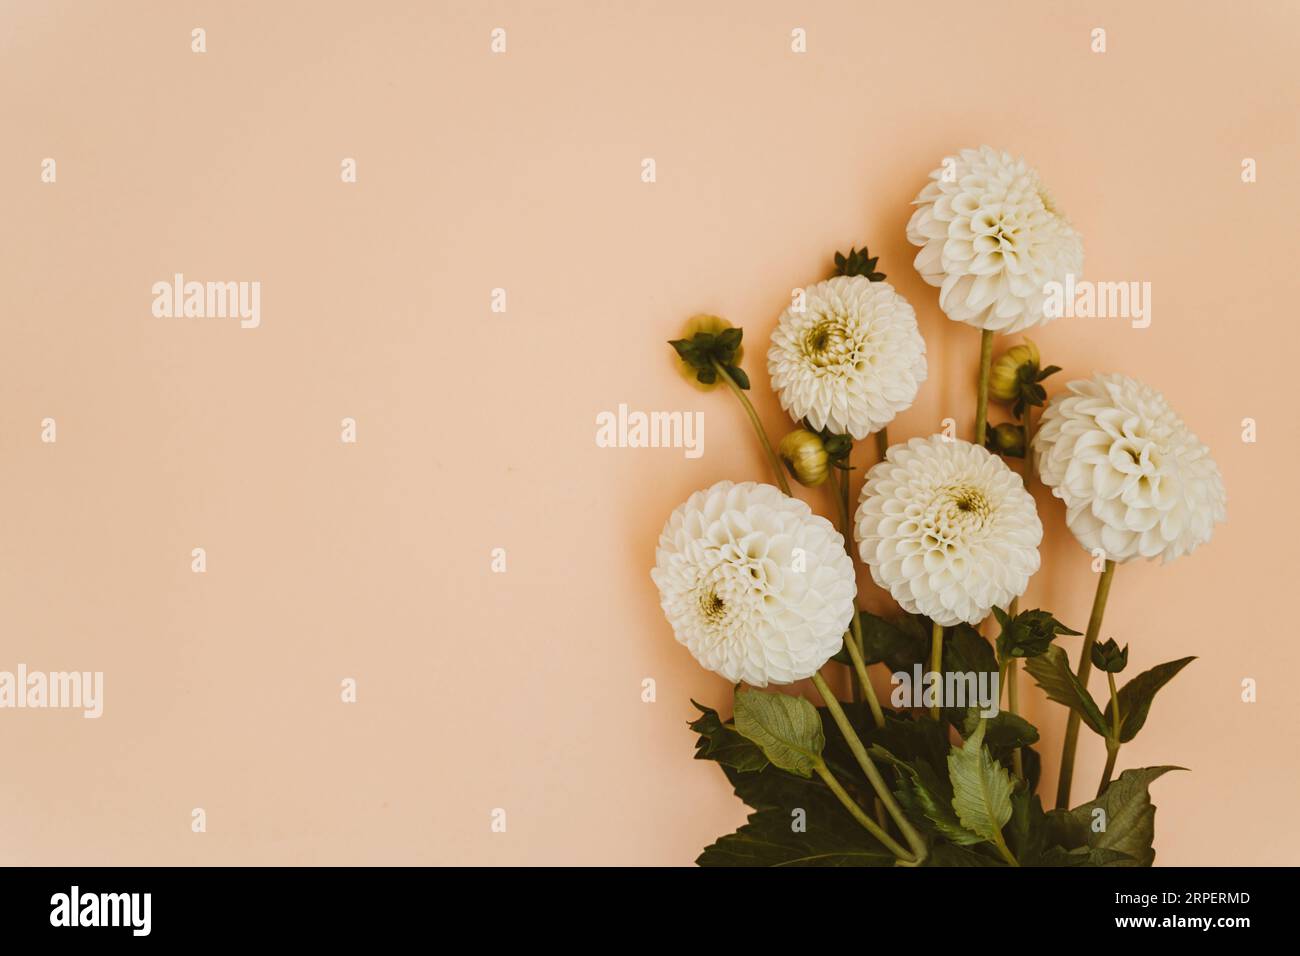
1006 789 1049 864
693 702 897 867
959 707 1039 751
1025 645 1110 739
1046 766 1183 867
873 745 979 845
725 364 751 390
925 842 1007 866
697 803 896 867
946 721 1014 846
943 622 999 675
1106 657 1195 743
1021 744 1042 794
1035 845 1136 866
732 687 824 778
688 701 768 773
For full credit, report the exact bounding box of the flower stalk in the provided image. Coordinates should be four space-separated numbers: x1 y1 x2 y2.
974 329 995 446
810 672 928 864
828 466 886 729
929 620 944 721
1055 559 1117 809
812 760 913 860
712 359 791 495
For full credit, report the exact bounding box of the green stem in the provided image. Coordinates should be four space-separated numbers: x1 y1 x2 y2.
874 427 889 461
842 627 885 729
1022 405 1036 486
810 672 927 863
831 462 862 702
1097 672 1122 797
827 467 885 729
1098 746 1119 798
1005 597 1023 781
813 761 912 861
929 620 943 721
1054 560 1117 810
713 360 790 495
974 329 995 446
1007 660 1023 782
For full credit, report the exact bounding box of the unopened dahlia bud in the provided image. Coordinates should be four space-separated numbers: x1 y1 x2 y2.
987 422 1026 458
1090 638 1129 673
989 339 1041 403
779 429 831 487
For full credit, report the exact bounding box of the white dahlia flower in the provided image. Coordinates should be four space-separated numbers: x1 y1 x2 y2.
907 146 1083 334
651 481 856 686
767 276 927 440
855 436 1042 627
1034 373 1226 563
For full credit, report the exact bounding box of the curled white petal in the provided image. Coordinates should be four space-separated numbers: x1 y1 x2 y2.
651 481 857 686
1034 373 1226 564
767 276 927 440
855 436 1042 627
907 146 1083 334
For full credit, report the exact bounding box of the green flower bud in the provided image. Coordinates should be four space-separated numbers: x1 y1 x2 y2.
671 314 744 392
989 339 1040 403
1090 638 1129 673
987 422 1026 458
778 429 831 487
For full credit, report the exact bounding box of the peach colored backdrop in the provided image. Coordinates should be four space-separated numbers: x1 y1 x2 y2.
2 1 1297 865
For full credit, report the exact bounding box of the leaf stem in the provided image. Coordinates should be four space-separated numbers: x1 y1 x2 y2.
810 672 928 863
1054 560 1117 809
1097 672 1122 796
712 359 790 495
813 760 912 861
929 620 944 721
974 329 995 446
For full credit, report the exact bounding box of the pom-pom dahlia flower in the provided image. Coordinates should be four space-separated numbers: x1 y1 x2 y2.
651 481 856 686
855 436 1042 626
767 276 927 440
1034 373 1226 563
907 146 1083 334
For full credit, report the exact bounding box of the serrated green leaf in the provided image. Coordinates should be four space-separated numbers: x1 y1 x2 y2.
1025 645 1110 738
1106 657 1195 743
733 687 824 778
1049 766 1183 867
688 701 769 773
946 721 1014 845
697 803 896 867
873 745 980 845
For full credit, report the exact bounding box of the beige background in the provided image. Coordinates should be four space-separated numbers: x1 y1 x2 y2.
2 0 1297 865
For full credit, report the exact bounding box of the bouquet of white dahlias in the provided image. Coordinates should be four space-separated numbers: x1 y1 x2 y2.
655 149 1225 867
